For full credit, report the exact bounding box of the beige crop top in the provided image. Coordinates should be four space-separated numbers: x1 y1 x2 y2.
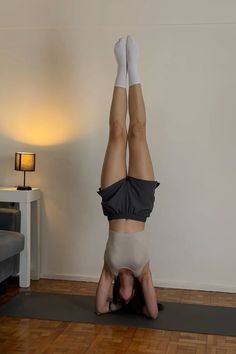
104 229 149 277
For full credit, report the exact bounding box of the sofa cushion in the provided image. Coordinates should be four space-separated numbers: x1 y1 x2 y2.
0 230 25 262
0 208 21 232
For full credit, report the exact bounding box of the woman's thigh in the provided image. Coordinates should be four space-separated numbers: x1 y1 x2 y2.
127 134 155 181
100 133 127 189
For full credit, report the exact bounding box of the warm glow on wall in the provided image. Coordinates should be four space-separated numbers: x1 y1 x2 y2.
0 98 85 146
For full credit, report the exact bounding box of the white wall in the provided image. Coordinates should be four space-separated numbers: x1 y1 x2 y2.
0 1 236 292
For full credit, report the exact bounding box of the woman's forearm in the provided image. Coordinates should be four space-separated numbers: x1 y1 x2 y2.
142 304 150 317
95 263 113 314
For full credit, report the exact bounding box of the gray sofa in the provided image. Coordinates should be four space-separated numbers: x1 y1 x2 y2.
0 208 25 293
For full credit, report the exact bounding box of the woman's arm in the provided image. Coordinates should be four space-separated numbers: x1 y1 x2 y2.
95 262 123 314
138 263 158 319
95 262 113 314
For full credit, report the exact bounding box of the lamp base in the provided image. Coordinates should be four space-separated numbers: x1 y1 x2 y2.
16 186 32 190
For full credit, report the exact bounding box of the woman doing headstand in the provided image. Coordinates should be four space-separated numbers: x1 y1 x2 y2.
96 35 161 319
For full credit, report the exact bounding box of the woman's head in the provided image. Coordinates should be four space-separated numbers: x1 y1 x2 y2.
112 270 145 315
118 269 135 303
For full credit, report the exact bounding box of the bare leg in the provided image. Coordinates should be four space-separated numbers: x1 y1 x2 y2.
127 84 155 180
100 87 127 189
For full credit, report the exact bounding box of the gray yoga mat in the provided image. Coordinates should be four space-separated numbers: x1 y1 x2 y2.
0 291 236 336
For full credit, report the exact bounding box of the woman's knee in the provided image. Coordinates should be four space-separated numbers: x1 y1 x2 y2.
128 121 146 140
109 121 127 140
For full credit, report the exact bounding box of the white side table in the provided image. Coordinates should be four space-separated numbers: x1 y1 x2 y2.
0 187 41 288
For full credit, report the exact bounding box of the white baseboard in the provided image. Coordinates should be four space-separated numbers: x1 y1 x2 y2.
40 273 99 283
154 279 236 293
40 273 236 293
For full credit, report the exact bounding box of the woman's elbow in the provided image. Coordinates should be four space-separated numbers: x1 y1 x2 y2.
95 303 105 315
149 309 159 320
143 305 159 320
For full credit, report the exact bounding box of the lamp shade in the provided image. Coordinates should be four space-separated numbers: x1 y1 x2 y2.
15 152 36 171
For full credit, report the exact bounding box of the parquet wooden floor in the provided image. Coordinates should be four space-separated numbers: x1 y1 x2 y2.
0 277 236 354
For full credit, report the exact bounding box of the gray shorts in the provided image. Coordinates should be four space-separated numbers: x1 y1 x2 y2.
97 175 160 222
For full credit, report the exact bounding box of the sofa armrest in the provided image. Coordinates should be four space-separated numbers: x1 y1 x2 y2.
0 208 21 232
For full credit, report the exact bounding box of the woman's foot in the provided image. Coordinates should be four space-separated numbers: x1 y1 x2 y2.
114 37 127 88
126 35 140 86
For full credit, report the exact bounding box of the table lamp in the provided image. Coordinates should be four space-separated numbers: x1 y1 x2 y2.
15 152 36 190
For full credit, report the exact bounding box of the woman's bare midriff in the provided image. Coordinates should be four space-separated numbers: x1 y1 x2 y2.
109 219 145 233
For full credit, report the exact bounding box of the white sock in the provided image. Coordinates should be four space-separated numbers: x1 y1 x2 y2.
126 35 140 86
114 37 127 88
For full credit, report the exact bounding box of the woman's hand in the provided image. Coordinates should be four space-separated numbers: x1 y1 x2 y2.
109 301 124 313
